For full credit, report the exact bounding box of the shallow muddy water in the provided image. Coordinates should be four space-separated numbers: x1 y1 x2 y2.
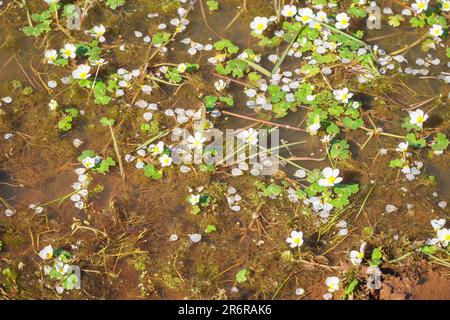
0 0 449 300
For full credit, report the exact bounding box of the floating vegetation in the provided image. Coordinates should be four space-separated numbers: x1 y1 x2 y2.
0 0 449 301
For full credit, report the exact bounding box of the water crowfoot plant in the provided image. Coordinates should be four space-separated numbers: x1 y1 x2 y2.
0 0 449 301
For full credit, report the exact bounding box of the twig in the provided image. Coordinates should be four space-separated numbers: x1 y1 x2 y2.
108 124 125 181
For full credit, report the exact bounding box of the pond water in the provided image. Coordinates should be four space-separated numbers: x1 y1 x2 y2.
0 0 448 300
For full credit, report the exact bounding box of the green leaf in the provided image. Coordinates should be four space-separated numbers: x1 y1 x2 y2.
235 268 248 283
219 95 234 106
93 82 111 105
205 224 217 233
406 133 426 148
93 157 116 174
342 279 359 299
388 15 405 27
144 164 163 180
264 184 282 197
78 150 96 161
421 245 436 255
342 117 363 130
326 123 340 135
431 133 449 152
389 158 404 168
347 6 367 18
152 32 171 45
214 39 239 54
370 247 383 266
330 140 351 160
334 183 359 198
100 117 115 126
410 15 426 28
204 95 218 111
106 0 125 9
206 0 219 11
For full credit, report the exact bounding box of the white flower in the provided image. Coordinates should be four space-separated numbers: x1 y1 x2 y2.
214 79 227 92
297 8 314 24
437 228 450 247
74 199 85 209
45 49 58 64
55 261 70 275
318 167 343 187
91 58 107 67
429 24 443 37
333 87 353 103
281 5 297 18
189 194 200 205
250 17 269 35
442 1 450 12
149 141 164 156
307 115 321 135
409 109 428 128
60 43 76 59
177 63 187 73
159 154 173 167
92 25 106 42
316 11 328 23
82 156 97 169
44 0 60 5
396 141 408 152
39 245 54 260
325 276 340 292
48 99 58 110
431 219 446 231
286 230 304 248
5 208 15 216
411 0 429 14
72 64 91 80
141 84 152 94
187 131 206 150
335 13 350 29
295 288 305 296
237 128 258 145
350 242 366 266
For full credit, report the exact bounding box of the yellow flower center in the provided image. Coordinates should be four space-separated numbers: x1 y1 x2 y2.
341 19 348 25
327 176 336 184
445 234 450 241
418 3 425 9
257 23 265 30
417 115 424 123
79 72 87 79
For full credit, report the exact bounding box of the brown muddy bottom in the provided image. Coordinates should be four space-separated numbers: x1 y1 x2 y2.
0 1 449 300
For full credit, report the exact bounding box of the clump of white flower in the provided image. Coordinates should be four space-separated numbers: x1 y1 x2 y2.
426 219 449 248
